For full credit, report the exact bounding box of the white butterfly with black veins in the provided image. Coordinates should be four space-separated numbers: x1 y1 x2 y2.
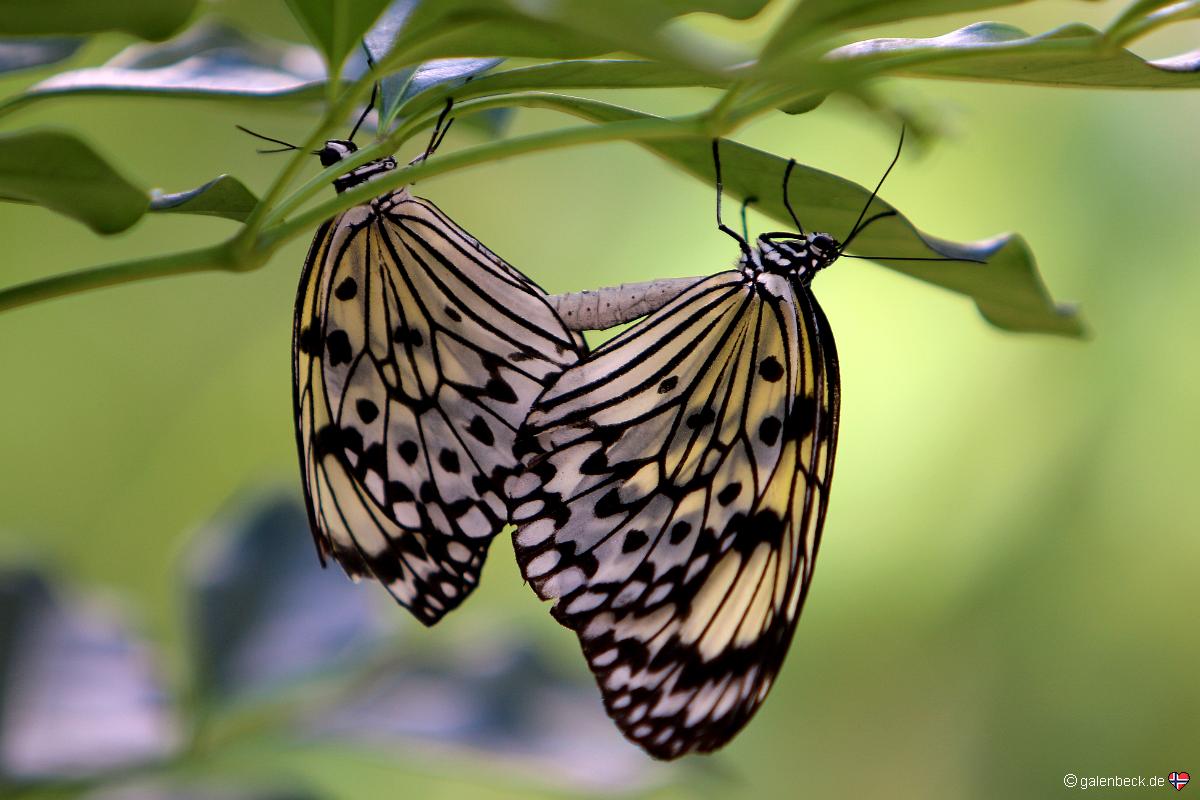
508 139 919 758
280 106 584 625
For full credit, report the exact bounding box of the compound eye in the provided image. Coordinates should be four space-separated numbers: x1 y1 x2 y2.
317 140 357 167
811 233 839 253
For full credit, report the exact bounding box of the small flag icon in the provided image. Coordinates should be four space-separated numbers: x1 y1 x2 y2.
1169 772 1190 791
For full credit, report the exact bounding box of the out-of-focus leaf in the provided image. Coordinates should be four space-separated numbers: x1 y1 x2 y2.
1106 0 1200 46
0 570 179 780
185 493 391 706
0 129 148 234
284 0 393 74
0 37 82 74
311 632 662 792
363 0 420 129
149 175 258 222
379 0 768 71
0 0 196 40
405 59 723 119
380 57 501 129
503 96 1081 336
824 22 1200 87
0 22 329 119
84 780 325 800
761 0 1037 56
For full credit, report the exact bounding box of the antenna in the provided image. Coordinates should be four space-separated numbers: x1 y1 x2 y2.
841 126 905 253
235 125 300 154
782 159 804 235
423 99 456 162
712 139 752 259
348 81 378 142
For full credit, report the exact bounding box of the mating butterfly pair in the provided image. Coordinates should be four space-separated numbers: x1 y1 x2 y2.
290 110 891 759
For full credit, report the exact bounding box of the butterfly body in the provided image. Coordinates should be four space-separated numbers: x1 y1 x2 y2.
510 223 842 757
294 138 583 625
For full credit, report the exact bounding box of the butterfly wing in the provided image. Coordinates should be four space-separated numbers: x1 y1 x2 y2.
510 270 839 757
294 188 584 625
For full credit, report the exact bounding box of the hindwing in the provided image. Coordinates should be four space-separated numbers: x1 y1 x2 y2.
510 269 839 757
294 187 584 625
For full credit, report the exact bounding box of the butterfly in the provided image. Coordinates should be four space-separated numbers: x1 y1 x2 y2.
507 135 922 758
258 101 586 625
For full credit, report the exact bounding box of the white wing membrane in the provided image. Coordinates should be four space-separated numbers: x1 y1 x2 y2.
295 188 583 625
510 269 839 758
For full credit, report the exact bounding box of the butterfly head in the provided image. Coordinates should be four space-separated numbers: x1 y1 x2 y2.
316 139 357 167
751 231 841 280
315 138 398 194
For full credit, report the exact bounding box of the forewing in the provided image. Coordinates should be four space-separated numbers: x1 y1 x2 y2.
510 271 840 758
294 189 583 625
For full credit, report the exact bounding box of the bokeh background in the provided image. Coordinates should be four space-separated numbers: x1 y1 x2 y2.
1 1 1197 797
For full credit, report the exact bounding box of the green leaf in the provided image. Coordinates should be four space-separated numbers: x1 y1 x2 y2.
1105 0 1200 46
482 97 1080 336
149 174 259 222
0 37 82 75
380 0 767 71
0 22 330 121
393 59 724 128
827 22 1200 88
762 0 1037 57
285 0 394 75
376 56 502 132
0 0 196 40
0 129 148 234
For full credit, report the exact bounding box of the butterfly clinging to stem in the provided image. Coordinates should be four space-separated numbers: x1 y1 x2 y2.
245 95 585 625
508 130 974 758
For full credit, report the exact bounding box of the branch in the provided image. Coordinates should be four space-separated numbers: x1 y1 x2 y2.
258 111 706 250
0 111 707 315
0 243 234 313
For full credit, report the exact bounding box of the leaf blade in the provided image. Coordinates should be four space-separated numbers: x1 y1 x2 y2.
0 129 148 234
775 22 1200 89
0 0 197 40
149 174 259 222
0 22 331 121
469 97 1082 336
285 0 393 74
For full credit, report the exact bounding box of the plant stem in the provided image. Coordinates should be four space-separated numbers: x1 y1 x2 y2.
0 112 704 315
0 243 233 313
259 111 704 250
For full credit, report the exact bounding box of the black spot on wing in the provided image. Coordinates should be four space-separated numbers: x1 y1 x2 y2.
758 355 784 382
335 277 358 300
621 529 648 553
438 448 461 474
298 325 322 355
717 482 742 506
356 398 379 423
398 440 419 465
325 330 352 366
466 415 494 446
758 416 781 446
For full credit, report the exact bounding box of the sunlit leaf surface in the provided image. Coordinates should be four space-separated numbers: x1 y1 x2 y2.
150 174 259 222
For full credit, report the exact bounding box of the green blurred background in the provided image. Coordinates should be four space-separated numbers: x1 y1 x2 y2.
1 0 1197 797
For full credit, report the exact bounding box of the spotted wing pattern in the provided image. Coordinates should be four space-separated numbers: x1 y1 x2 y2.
509 269 839 757
294 187 584 625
